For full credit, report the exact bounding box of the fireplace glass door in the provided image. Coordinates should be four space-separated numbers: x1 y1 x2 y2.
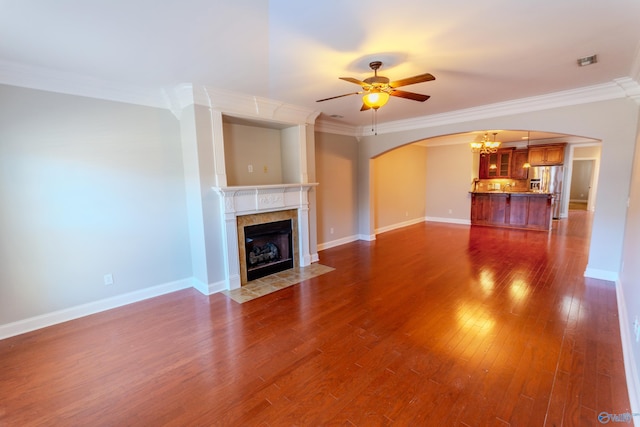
244 219 293 281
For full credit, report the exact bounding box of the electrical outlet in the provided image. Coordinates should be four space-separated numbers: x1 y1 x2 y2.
448 209 453 214
330 227 334 234
248 164 253 173
104 273 114 286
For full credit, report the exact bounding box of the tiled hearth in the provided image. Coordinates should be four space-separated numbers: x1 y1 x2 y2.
223 263 334 303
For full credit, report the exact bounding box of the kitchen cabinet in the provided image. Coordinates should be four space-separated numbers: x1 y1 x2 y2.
528 144 565 166
470 192 553 231
511 149 529 180
471 192 508 225
479 149 513 179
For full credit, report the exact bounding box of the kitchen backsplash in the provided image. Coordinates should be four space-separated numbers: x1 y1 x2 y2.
472 178 528 192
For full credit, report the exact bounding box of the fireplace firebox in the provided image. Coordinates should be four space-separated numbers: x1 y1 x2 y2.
244 219 293 281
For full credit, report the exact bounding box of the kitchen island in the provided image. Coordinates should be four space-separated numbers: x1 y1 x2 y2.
470 191 553 231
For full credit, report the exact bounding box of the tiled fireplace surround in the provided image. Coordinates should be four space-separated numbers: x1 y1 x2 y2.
237 209 297 284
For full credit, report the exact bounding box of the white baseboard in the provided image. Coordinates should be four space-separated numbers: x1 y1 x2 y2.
615 279 640 414
190 277 209 295
319 217 471 252
208 278 230 295
375 217 425 235
584 267 619 282
0 278 193 340
358 233 376 242
311 252 320 263
425 216 471 225
317 235 360 251
190 276 229 295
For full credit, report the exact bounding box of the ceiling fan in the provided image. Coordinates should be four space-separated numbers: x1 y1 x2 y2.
316 61 435 111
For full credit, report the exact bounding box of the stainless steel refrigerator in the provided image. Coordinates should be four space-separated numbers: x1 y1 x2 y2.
528 166 564 219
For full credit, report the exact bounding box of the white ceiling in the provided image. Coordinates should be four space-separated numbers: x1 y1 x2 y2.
1 0 639 131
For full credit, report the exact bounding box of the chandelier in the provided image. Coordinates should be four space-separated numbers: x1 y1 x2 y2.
470 132 501 155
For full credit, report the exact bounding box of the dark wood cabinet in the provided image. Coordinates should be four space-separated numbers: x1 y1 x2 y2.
479 155 489 179
527 195 554 228
471 192 552 231
528 144 565 166
508 195 529 227
471 192 508 225
511 149 529 180
479 148 513 179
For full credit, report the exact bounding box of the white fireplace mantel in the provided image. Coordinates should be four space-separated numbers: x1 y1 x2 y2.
213 183 318 290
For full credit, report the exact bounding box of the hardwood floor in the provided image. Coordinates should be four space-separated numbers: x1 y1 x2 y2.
0 211 633 426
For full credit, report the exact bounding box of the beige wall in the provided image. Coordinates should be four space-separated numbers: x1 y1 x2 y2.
223 122 283 185
425 143 475 222
574 145 601 159
280 126 301 184
620 111 640 410
314 132 359 248
0 84 191 325
372 144 427 231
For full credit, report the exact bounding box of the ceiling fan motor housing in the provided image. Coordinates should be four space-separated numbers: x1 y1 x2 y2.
365 61 389 87
364 76 390 86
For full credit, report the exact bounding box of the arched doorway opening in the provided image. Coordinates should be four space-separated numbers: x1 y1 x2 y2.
369 130 600 237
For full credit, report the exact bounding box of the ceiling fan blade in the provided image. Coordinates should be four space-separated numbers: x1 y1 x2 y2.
339 77 369 87
360 103 371 111
390 90 431 102
389 73 435 88
316 92 361 102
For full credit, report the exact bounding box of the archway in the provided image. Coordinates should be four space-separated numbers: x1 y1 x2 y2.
369 130 600 238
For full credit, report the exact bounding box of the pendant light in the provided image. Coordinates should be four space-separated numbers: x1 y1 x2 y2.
523 131 531 169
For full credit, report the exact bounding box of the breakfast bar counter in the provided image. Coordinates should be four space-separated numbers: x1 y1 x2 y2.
470 191 553 231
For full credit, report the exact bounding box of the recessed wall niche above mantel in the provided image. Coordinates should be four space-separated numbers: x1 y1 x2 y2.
180 86 319 293
222 114 303 186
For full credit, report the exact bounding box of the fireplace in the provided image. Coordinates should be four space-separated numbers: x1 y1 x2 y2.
235 207 301 286
244 219 293 281
214 184 317 291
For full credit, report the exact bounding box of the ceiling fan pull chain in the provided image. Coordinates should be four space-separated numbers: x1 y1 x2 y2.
372 109 378 135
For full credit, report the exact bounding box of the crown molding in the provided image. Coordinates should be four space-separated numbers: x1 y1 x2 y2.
188 85 320 126
166 84 320 126
0 60 168 109
162 83 195 120
315 79 633 137
614 77 640 104
313 119 358 136
357 80 634 136
2 58 636 130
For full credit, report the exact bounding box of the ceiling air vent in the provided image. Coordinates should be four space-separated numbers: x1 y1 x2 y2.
577 55 597 67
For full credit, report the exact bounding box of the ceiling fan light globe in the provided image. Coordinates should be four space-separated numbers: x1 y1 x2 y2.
362 91 389 109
